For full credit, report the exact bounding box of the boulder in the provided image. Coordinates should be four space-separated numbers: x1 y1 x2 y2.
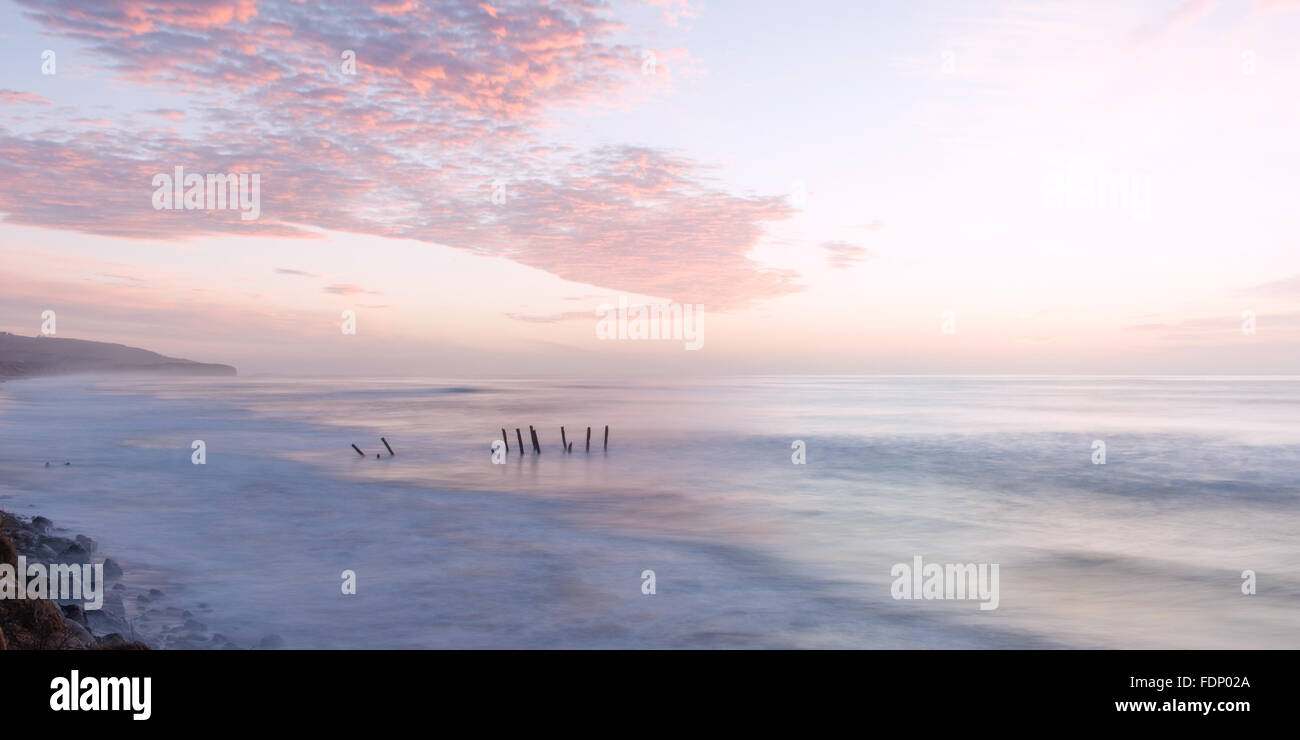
102 592 126 617
96 633 129 648
58 543 91 564
60 603 87 626
63 618 95 648
39 535 74 553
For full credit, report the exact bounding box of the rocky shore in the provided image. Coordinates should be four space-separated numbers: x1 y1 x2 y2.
0 510 147 649
3 510 284 654
2 510 279 650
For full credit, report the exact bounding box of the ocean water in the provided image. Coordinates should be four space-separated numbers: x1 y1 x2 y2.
0 375 1296 649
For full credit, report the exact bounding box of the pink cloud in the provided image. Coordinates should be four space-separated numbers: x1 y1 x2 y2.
821 241 874 269
2 0 790 309
322 284 383 296
0 90 52 105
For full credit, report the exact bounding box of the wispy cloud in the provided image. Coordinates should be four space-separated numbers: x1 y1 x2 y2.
322 284 383 296
142 108 186 121
1129 0 1215 46
504 310 593 323
0 89 51 105
821 241 874 269
1241 274 1300 300
1127 311 1300 341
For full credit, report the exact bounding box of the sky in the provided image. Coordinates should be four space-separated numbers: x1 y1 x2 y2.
0 0 1298 376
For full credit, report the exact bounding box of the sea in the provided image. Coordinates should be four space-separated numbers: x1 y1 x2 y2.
0 375 1296 649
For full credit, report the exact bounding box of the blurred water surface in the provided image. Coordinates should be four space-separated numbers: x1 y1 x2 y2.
0 375 1295 648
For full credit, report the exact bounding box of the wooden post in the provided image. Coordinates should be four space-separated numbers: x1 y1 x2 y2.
381 437 394 456
516 428 525 455
586 426 591 452
604 425 609 450
530 426 540 454
351 444 365 458
568 442 573 453
501 428 509 454
561 426 568 452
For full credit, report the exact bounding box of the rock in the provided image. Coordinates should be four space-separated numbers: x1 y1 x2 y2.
136 594 150 604
30 516 52 534
35 545 58 560
8 529 36 550
165 634 206 649
63 618 94 648
111 583 125 591
148 588 164 598
58 543 90 563
258 634 285 649
75 535 96 554
212 634 241 650
102 592 125 617
102 558 123 580
86 608 128 637
96 633 129 648
60 603 87 626
0 533 15 569
40 535 74 552
182 619 207 633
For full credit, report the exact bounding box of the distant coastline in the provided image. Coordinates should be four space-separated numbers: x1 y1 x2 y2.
0 332 235 380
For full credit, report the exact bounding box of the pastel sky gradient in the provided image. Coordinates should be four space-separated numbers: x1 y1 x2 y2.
1 0 1298 375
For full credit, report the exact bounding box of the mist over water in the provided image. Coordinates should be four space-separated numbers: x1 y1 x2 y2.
0 375 1296 648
